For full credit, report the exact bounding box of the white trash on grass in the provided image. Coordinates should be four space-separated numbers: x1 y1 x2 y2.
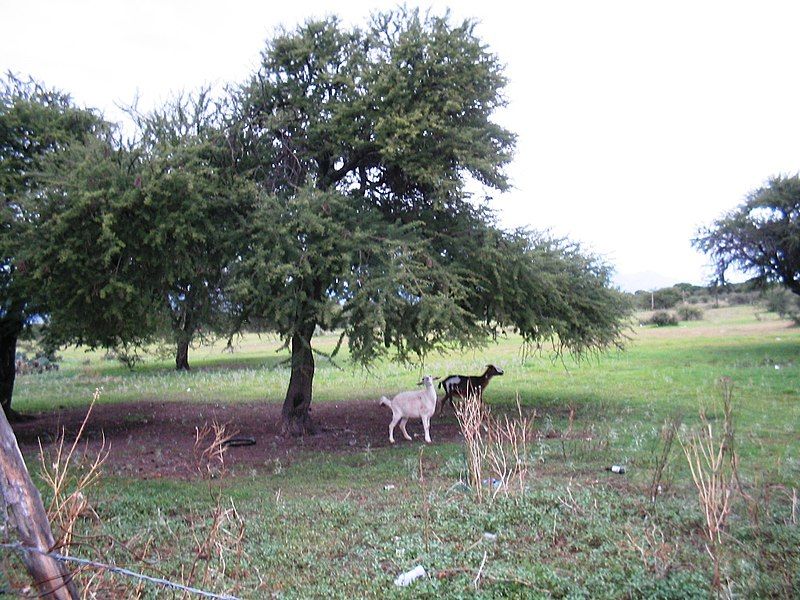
394 565 426 587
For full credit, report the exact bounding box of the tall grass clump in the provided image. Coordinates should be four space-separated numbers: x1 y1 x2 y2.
38 388 108 557
650 311 679 327
679 377 737 592
649 414 682 504
676 304 704 321
454 393 535 502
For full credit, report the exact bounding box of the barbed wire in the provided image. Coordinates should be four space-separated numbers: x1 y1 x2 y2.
0 541 242 600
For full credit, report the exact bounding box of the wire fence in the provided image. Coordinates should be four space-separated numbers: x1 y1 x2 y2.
0 541 242 599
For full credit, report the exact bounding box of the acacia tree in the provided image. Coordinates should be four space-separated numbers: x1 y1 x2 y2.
130 93 256 370
26 92 256 374
232 10 629 435
0 74 100 420
24 128 165 366
694 175 800 295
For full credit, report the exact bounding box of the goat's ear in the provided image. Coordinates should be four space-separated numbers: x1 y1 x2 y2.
432 376 440 380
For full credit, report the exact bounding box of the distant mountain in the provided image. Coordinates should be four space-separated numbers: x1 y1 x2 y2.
612 271 684 293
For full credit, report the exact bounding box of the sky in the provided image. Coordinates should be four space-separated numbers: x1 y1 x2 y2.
3 0 800 291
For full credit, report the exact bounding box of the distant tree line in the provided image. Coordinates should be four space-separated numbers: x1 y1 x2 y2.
630 281 757 311
630 280 800 325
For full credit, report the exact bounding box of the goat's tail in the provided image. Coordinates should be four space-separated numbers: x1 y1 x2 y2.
379 395 392 408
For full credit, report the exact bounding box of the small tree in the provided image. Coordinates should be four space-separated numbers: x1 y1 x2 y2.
694 175 800 297
129 92 256 370
22 90 255 375
25 129 165 362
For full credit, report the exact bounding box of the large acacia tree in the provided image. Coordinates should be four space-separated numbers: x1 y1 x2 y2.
0 74 100 420
694 175 800 296
232 10 629 435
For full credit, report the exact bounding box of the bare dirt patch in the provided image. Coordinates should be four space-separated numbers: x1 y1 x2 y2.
13 400 465 480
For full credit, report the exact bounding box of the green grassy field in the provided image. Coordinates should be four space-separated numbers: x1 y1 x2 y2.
4 304 799 598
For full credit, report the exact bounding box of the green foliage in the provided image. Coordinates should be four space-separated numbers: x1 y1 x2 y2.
130 92 257 363
675 304 703 321
231 186 480 364
21 89 257 367
650 311 678 327
26 132 163 352
232 9 629 390
763 287 800 324
633 287 682 310
694 175 800 296
5 10 630 412
0 73 104 412
1 73 101 332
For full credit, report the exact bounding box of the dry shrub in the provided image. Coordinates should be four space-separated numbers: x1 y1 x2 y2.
625 523 679 579
193 421 238 479
454 390 489 501
649 414 682 504
182 498 246 592
37 388 109 596
454 393 535 502
184 421 247 592
38 389 108 553
679 377 737 591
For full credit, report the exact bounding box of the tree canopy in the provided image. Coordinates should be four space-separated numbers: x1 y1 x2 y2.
230 9 630 434
126 93 257 369
694 175 800 296
22 90 257 372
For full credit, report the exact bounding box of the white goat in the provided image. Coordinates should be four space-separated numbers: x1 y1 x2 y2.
380 375 439 443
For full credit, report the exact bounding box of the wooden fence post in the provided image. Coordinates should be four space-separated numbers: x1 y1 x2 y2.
0 410 78 598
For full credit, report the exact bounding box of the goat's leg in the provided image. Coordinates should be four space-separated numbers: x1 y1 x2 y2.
388 413 401 444
439 391 452 415
421 415 431 443
400 417 412 441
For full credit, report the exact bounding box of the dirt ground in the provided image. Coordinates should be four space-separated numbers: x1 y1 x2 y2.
12 400 466 480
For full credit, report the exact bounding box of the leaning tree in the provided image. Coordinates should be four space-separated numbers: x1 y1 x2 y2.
231 10 630 435
694 175 800 296
0 74 100 420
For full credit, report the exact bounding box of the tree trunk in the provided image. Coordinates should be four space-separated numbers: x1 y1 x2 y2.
172 293 195 371
0 318 28 423
0 408 79 598
281 324 316 436
175 330 191 371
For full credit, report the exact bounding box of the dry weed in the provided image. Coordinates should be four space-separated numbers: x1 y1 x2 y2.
454 393 535 502
38 388 108 555
679 377 737 591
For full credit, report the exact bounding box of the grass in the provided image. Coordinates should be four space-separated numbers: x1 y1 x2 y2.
3 304 800 598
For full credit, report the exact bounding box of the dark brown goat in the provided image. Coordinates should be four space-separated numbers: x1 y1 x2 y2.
438 364 504 412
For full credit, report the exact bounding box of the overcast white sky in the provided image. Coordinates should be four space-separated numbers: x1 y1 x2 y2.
3 1 800 290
